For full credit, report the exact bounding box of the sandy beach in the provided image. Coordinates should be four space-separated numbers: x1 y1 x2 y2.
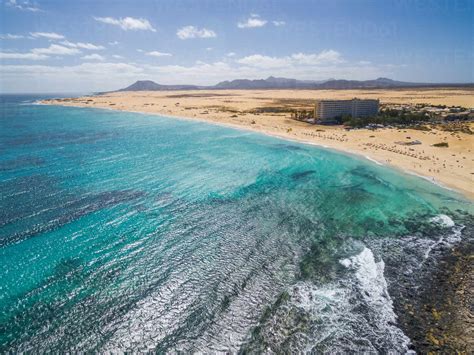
42 88 474 198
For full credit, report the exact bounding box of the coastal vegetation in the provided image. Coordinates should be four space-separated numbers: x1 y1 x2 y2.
341 109 431 128
438 122 473 135
340 106 473 131
250 106 295 114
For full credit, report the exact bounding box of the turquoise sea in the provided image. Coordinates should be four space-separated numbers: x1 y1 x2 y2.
1 94 472 352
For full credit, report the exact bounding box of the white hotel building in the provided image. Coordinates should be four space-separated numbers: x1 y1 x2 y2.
314 98 379 123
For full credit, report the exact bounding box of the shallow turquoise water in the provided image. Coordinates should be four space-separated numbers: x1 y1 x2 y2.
0 95 472 352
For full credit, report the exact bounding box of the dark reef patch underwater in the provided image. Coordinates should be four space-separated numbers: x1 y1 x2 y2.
1 95 473 352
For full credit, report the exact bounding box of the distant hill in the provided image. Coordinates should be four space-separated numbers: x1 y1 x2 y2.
118 80 200 91
115 77 473 92
213 76 331 89
315 77 420 89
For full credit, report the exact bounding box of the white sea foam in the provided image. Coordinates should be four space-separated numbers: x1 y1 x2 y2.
430 214 455 227
422 215 463 260
340 248 408 335
365 155 384 165
406 171 456 192
278 247 411 353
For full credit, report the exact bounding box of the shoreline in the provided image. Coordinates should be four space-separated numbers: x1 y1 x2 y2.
35 95 473 352
39 89 474 199
39 100 472 200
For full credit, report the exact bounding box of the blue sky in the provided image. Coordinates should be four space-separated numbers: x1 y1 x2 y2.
0 0 472 92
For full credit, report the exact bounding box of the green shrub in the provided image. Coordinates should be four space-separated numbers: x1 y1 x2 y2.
343 109 432 128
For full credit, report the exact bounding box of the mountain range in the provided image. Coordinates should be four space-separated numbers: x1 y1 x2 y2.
117 77 473 92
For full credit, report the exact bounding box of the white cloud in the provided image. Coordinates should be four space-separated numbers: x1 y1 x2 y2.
291 50 344 65
237 54 290 68
227 52 236 57
0 62 145 92
140 59 386 86
206 47 213 51
146 51 172 57
0 44 80 61
0 52 48 60
81 54 105 61
30 32 65 40
1 62 142 75
176 26 216 39
272 20 286 26
6 0 41 12
112 54 124 59
109 41 119 46
237 14 267 28
0 48 387 92
0 33 26 39
60 40 105 50
142 61 236 84
31 44 80 56
237 50 344 69
94 16 156 32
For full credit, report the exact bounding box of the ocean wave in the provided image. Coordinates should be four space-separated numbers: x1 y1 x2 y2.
243 247 411 353
422 215 463 260
430 214 455 228
365 155 384 165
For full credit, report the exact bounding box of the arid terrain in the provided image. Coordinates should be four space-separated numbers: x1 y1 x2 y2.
43 88 474 198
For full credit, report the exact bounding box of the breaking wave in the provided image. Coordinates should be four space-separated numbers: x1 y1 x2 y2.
242 246 411 353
